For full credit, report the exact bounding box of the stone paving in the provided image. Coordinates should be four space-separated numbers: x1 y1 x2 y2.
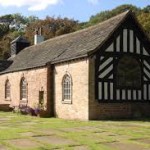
2 128 150 150
7 139 40 149
33 135 76 145
0 112 149 150
104 142 149 150
0 145 8 150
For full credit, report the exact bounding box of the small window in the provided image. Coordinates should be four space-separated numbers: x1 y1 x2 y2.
5 80 11 100
20 77 27 100
62 74 72 103
39 91 44 105
116 56 141 89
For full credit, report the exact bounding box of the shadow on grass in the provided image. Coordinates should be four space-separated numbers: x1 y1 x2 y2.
95 117 150 122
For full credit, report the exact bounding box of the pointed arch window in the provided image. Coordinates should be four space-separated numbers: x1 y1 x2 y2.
5 79 11 100
116 56 141 89
20 77 27 100
62 74 72 103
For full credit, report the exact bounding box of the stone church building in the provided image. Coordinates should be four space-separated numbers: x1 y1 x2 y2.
0 11 150 120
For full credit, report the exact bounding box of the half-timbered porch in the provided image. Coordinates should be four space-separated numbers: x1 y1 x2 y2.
89 11 150 119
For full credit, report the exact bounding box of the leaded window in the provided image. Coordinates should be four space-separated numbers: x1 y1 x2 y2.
5 80 11 100
117 56 141 89
62 74 72 102
20 77 27 100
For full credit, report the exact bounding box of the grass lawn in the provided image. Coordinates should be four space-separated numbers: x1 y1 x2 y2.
0 112 149 150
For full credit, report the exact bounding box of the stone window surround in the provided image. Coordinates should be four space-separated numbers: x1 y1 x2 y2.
20 77 28 101
5 79 11 101
62 73 73 104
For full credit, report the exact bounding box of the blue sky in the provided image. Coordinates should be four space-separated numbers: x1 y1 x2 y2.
0 0 149 22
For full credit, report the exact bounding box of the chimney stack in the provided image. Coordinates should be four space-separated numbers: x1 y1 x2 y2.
34 28 44 45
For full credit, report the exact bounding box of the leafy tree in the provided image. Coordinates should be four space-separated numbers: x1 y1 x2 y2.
26 16 39 23
79 4 150 38
0 14 14 22
25 16 79 44
0 24 9 38
13 13 25 23
138 12 150 36
84 4 140 27
143 5 150 13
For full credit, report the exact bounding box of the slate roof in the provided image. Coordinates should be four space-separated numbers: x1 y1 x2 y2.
2 11 132 73
0 61 13 72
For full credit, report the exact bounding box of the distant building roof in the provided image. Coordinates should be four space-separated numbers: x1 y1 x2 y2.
0 18 12 24
11 36 29 44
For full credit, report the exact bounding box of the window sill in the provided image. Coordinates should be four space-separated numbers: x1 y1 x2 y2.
20 99 28 103
62 100 72 104
5 98 11 101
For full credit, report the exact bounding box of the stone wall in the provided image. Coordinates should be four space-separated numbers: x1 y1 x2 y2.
89 57 150 120
0 104 11 111
0 67 48 109
54 59 89 120
1 56 149 120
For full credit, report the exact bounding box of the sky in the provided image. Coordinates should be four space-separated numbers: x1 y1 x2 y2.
0 0 149 22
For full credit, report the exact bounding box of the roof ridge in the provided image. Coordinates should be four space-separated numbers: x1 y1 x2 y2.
31 10 131 47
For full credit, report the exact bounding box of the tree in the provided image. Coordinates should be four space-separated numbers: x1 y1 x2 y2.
0 14 14 22
143 5 150 13
25 16 79 44
0 24 9 38
82 4 141 27
26 16 39 23
138 12 150 36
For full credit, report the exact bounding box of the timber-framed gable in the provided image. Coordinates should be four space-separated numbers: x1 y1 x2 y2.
95 13 150 102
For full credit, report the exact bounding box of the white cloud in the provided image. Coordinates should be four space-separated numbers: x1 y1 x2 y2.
88 0 99 5
0 0 62 11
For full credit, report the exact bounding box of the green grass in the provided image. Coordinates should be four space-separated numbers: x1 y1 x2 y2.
0 111 150 150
